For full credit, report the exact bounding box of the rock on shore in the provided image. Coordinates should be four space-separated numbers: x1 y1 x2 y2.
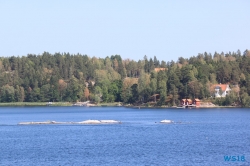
100 120 121 123
19 121 60 125
78 120 121 124
18 120 121 125
78 120 101 124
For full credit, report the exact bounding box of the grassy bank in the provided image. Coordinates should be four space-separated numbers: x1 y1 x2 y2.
0 102 72 106
96 102 122 107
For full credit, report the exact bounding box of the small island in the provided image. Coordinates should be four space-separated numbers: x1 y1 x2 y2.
18 120 121 125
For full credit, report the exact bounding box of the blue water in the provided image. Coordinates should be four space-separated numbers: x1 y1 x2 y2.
0 107 250 166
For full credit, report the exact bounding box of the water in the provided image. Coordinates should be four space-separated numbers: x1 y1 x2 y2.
0 107 250 166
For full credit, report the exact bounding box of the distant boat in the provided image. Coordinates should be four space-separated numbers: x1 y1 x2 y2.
160 120 173 123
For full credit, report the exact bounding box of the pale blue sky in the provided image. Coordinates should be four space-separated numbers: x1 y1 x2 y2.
0 0 249 61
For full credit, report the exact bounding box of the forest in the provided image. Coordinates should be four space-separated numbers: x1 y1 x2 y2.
0 49 250 106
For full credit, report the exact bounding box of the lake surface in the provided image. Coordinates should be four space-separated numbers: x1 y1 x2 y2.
0 107 250 166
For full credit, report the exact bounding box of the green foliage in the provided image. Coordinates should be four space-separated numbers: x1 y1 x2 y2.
240 92 250 107
0 85 15 102
0 50 249 106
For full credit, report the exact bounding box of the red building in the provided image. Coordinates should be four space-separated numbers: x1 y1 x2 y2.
181 98 201 107
181 99 193 106
193 98 201 107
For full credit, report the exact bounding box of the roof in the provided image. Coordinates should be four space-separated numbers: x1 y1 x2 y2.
181 99 193 102
194 98 200 102
212 84 229 91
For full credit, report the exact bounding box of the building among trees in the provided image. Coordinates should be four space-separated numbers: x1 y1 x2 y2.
212 84 231 97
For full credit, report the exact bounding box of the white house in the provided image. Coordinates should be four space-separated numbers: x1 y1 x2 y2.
212 84 231 97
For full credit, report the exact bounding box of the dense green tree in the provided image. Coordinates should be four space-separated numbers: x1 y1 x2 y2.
157 80 167 106
0 50 249 106
240 92 250 107
128 84 139 103
94 86 102 103
0 85 15 102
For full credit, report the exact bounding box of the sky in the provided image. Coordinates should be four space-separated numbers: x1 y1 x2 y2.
0 0 249 62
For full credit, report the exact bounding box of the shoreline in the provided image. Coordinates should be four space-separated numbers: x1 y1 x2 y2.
0 102 243 108
0 102 72 107
126 106 241 109
0 102 122 107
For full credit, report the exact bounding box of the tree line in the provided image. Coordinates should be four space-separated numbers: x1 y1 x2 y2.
1 50 250 106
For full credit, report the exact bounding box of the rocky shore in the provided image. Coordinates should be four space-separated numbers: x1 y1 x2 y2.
18 120 121 125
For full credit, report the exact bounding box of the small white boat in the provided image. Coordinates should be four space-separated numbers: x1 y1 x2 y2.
160 120 173 123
